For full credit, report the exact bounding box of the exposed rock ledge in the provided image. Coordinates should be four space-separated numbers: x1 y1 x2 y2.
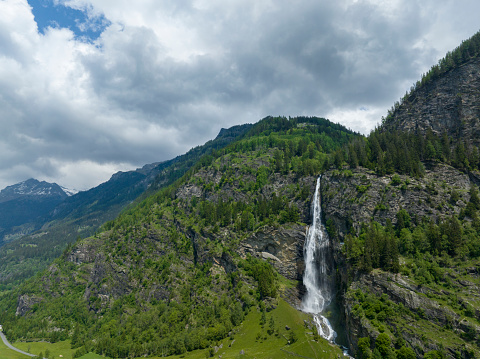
322 163 470 240
239 224 306 281
16 294 42 316
345 270 480 357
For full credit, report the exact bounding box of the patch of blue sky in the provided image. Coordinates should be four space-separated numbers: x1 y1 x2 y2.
27 0 110 42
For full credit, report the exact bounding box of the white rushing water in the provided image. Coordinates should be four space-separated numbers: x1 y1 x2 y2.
302 177 337 342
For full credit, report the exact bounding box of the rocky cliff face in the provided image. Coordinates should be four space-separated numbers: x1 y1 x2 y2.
345 270 480 358
383 57 480 147
321 164 480 357
175 155 316 286
321 163 471 241
241 225 306 281
15 294 42 316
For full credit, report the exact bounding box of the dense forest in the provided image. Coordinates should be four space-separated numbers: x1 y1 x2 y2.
337 128 480 178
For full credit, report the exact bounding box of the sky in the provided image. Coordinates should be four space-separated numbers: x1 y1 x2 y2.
0 0 479 191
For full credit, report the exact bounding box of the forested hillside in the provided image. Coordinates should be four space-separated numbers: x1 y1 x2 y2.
0 124 252 292
0 117 358 358
320 39 480 358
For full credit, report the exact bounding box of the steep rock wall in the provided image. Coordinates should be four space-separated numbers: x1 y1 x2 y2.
321 164 470 241
321 165 479 357
383 58 480 146
345 270 480 358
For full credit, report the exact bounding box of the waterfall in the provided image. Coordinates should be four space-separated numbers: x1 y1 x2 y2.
302 177 336 342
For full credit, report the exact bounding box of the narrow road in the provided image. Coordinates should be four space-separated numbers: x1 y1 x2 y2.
0 330 36 357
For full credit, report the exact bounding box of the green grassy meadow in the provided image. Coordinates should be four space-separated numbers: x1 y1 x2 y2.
0 336 29 359
160 299 343 359
12 340 74 359
4 340 101 359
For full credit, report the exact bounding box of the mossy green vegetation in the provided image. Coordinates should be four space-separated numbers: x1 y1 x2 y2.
2 300 342 359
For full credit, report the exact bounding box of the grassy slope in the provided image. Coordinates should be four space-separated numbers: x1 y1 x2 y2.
165 299 342 359
0 338 28 359
9 300 342 359
11 340 103 359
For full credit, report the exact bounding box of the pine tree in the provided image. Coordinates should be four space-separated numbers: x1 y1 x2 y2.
426 220 442 255
357 337 373 359
446 216 463 255
469 186 480 209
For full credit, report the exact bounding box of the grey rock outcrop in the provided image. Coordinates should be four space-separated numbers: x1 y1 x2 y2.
345 270 480 357
321 163 470 240
241 225 306 280
383 57 480 147
16 294 42 316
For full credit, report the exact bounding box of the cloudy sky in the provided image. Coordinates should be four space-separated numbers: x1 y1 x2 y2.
0 0 479 191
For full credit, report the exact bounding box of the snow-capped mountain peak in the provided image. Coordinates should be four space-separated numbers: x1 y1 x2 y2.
0 178 69 203
60 185 79 196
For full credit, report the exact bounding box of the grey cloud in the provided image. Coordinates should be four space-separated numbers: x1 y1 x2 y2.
1 0 480 190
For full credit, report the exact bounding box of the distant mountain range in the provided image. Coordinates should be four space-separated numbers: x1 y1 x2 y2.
0 179 69 243
0 178 69 203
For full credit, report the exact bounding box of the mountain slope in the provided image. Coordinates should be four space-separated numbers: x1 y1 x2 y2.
382 30 480 148
319 34 480 359
382 56 480 146
321 166 480 358
0 124 252 290
0 116 358 358
51 124 254 222
0 178 68 203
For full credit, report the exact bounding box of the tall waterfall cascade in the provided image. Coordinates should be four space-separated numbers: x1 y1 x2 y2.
302 177 337 342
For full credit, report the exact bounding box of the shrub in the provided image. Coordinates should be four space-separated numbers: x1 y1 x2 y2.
391 174 402 186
